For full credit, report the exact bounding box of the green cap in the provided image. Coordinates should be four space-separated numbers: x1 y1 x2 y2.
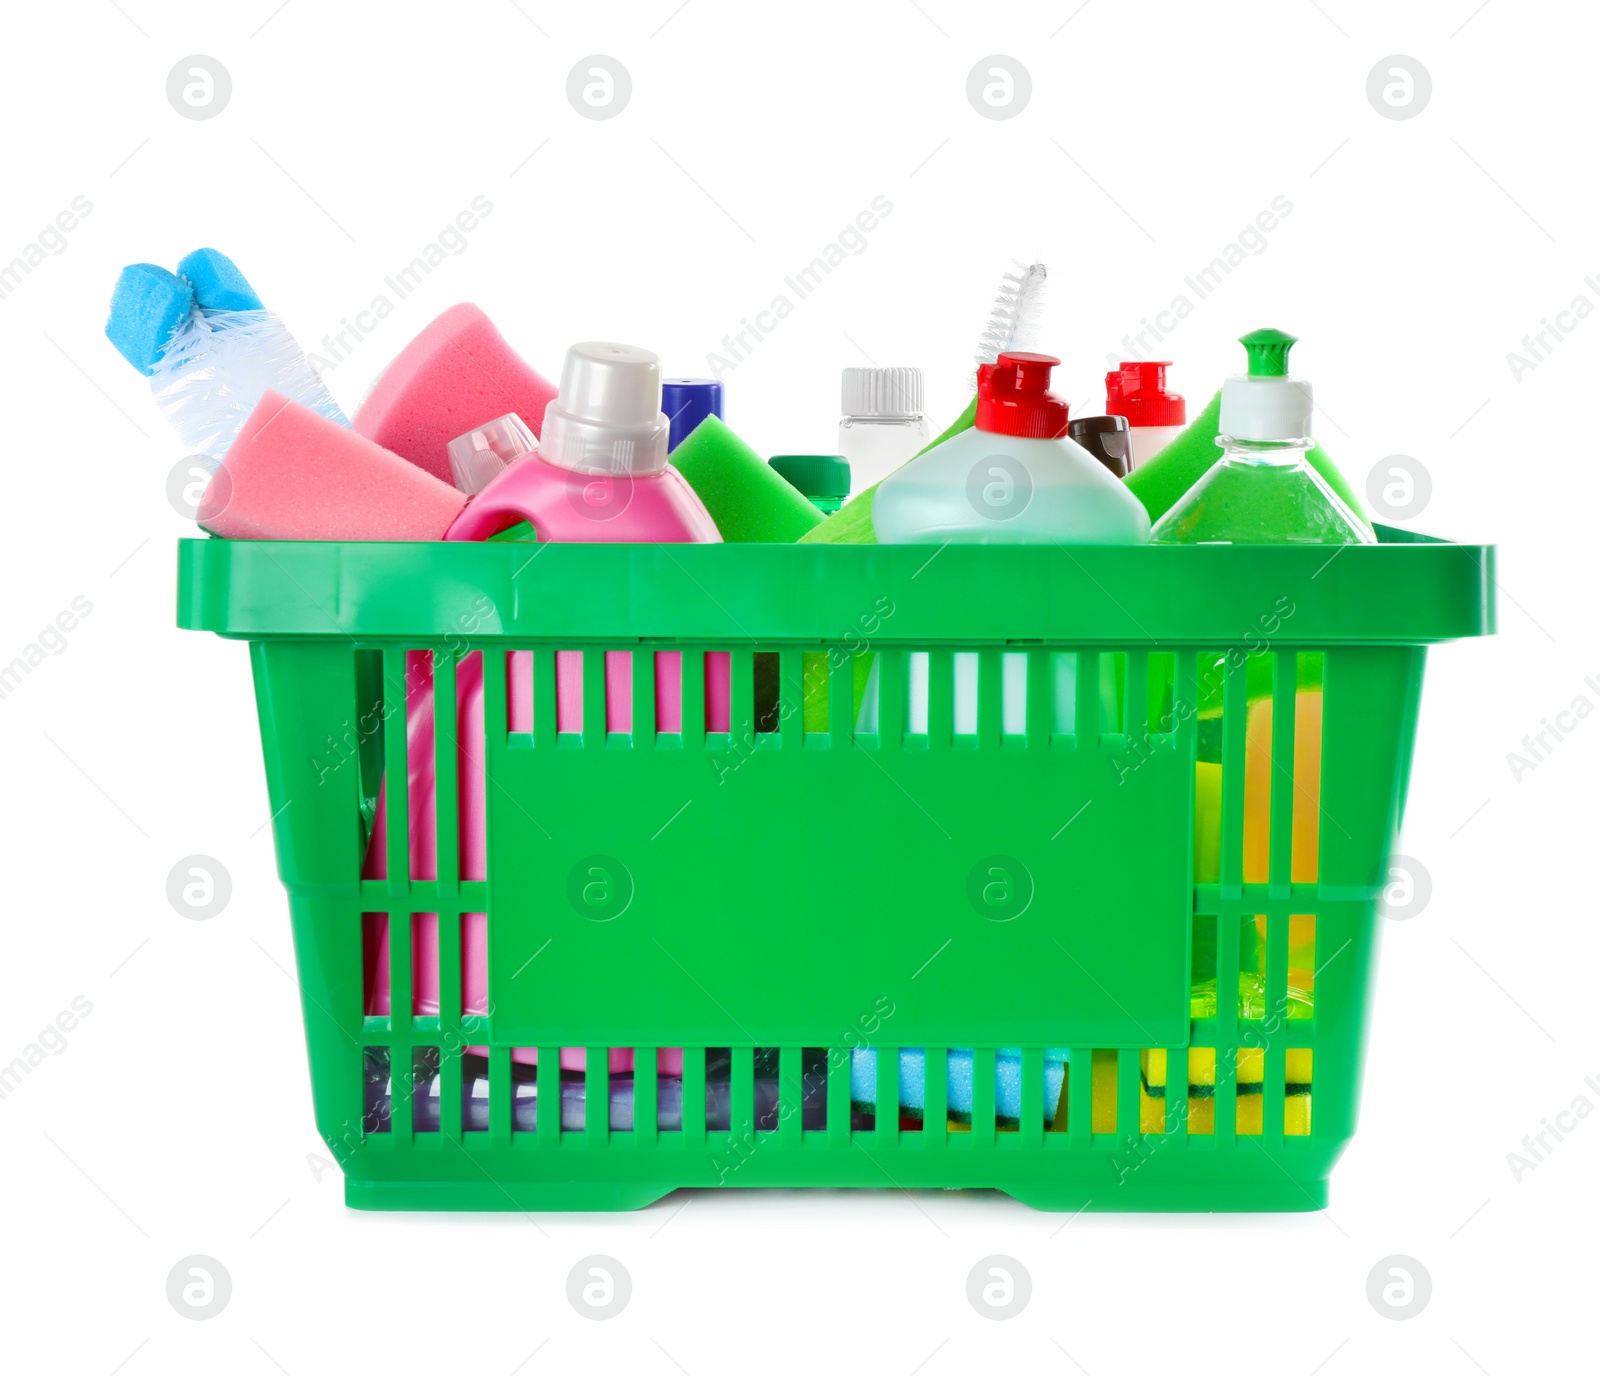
1240 327 1297 378
768 454 851 500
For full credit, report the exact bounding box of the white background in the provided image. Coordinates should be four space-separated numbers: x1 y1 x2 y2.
0 1 1593 1372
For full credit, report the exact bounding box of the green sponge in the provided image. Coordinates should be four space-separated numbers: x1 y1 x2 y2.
671 415 822 543
1125 389 1373 534
799 394 979 545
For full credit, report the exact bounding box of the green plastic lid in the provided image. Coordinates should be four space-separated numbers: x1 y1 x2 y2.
1240 327 1297 378
769 454 851 500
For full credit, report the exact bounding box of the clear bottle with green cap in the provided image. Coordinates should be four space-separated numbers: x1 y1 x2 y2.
769 454 851 514
1150 329 1374 546
1153 331 1363 1027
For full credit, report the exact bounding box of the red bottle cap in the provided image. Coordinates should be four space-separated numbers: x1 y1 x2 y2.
975 352 1070 439
1105 361 1185 428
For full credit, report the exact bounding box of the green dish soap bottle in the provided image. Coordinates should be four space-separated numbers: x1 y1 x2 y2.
1150 329 1374 546
1160 331 1360 1034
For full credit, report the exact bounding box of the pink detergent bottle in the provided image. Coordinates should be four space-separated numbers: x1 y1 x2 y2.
447 338 725 750
445 341 722 544
364 344 716 1084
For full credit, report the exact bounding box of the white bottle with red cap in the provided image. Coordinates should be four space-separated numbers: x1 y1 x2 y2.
1106 360 1186 470
873 352 1150 544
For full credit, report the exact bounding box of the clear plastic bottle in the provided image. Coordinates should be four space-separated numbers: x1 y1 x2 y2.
1150 330 1373 546
838 367 930 491
1159 330 1361 1032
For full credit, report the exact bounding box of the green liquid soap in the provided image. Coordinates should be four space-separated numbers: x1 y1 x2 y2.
1152 439 1371 545
1151 329 1374 548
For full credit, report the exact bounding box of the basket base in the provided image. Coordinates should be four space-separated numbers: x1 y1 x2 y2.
346 1177 677 1212
339 1124 1344 1212
1002 1177 1327 1213
344 1176 1329 1214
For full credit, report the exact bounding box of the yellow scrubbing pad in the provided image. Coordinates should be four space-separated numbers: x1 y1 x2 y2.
1243 691 1323 884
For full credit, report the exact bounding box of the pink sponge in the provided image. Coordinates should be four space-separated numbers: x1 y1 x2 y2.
200 390 467 540
353 303 559 483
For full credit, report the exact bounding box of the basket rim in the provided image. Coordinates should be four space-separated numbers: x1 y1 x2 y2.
175 528 1496 646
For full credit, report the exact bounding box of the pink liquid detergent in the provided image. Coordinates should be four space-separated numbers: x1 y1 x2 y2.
364 343 723 1074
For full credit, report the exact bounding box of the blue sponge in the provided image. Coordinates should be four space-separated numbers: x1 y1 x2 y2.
105 263 194 375
851 1048 1068 1123
178 247 264 312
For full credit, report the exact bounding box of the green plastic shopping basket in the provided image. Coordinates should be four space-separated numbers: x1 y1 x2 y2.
177 528 1492 1212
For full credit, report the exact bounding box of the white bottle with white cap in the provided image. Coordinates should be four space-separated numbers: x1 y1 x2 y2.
1149 329 1373 545
838 366 931 492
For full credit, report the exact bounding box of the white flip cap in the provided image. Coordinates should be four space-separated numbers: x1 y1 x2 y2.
539 341 671 476
1219 375 1314 443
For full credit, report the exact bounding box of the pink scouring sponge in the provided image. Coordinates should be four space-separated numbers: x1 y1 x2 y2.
199 390 467 540
352 303 559 483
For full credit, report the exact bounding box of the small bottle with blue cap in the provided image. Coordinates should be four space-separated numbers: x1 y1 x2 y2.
661 377 723 451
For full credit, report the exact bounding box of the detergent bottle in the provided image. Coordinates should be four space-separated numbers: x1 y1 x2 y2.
872 351 1150 545
1150 330 1372 547
1106 360 1185 470
446 341 721 543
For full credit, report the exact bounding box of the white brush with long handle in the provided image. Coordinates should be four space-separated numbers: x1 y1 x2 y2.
973 261 1048 383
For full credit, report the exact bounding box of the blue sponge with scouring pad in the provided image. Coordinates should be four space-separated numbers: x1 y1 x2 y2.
105 263 194 375
177 247 264 312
